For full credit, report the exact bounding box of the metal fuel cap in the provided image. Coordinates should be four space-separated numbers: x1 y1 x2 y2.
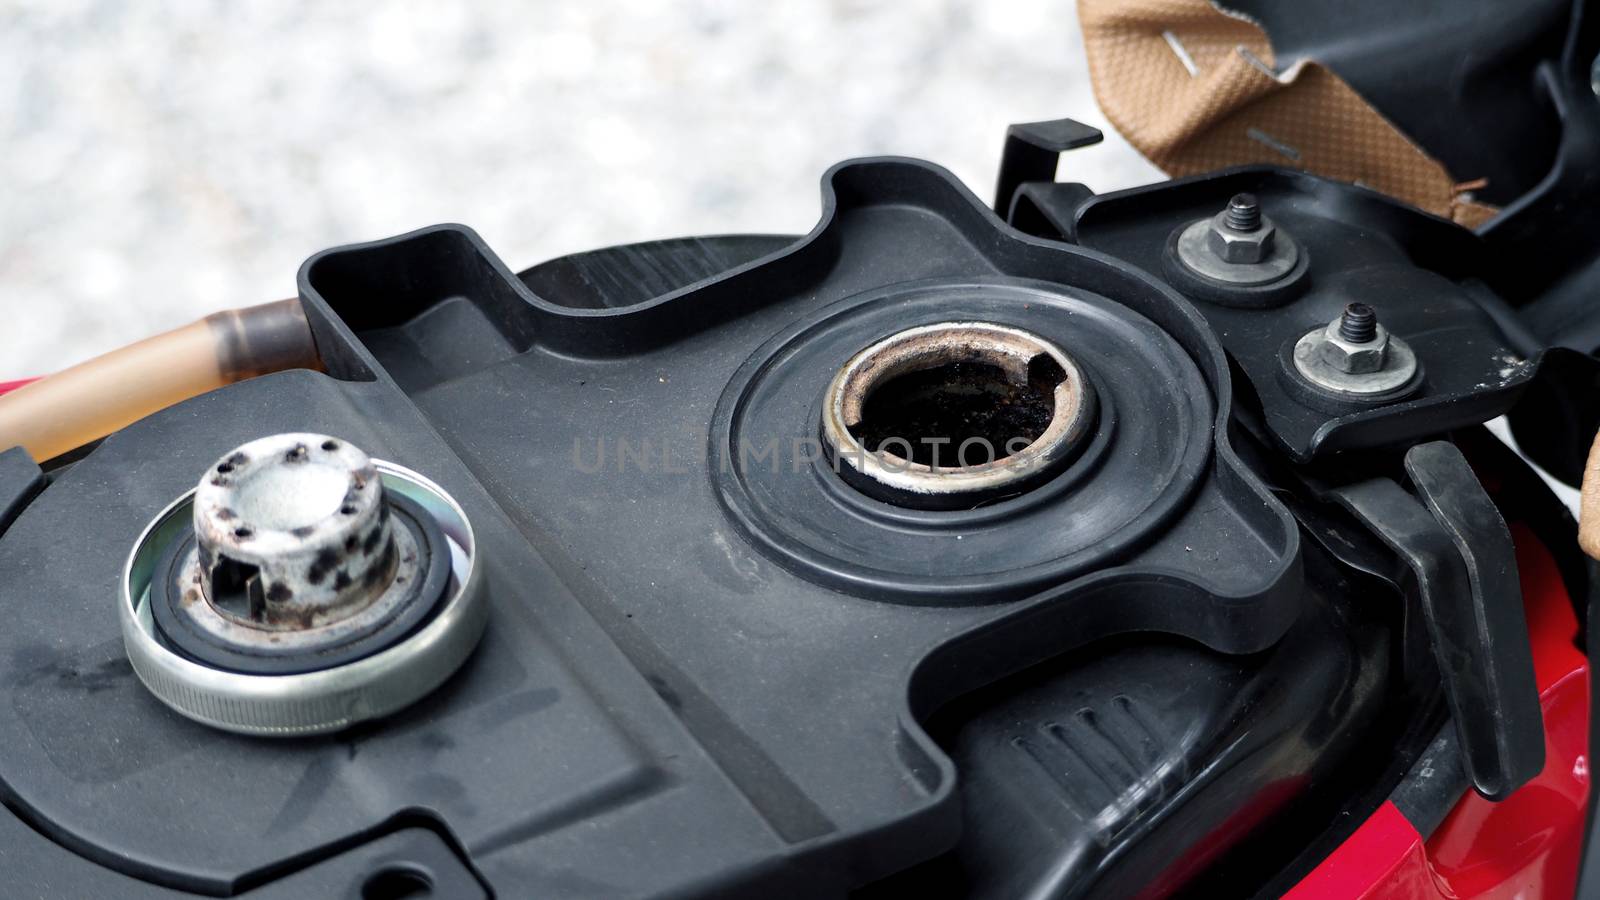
120 433 487 736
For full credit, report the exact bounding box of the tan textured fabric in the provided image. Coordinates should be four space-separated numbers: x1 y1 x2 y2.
1078 0 1497 227
1580 429 1600 560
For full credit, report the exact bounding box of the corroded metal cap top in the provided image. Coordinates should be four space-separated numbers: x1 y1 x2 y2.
193 432 398 630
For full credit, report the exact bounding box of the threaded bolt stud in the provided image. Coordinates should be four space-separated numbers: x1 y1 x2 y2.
1338 302 1378 343
1225 193 1262 232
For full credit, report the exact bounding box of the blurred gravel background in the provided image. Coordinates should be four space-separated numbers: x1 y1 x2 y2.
0 0 1158 378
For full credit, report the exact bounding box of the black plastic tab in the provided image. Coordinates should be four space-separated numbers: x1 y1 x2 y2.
1007 181 1096 242
993 118 1102 215
1329 441 1544 800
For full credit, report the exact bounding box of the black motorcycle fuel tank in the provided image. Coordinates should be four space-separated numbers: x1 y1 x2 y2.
0 154 1551 898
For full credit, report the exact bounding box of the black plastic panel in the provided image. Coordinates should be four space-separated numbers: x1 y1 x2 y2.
0 159 1314 897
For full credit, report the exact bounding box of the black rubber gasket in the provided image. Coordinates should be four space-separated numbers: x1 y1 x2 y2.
149 491 452 675
710 277 1213 605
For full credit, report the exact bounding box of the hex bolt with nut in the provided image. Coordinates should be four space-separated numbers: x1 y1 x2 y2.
1224 193 1262 231
1292 303 1420 397
1337 302 1378 343
1206 193 1276 264
1175 191 1301 285
1317 302 1390 375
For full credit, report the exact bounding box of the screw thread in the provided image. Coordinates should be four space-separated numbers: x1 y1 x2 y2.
1338 302 1378 343
1225 193 1261 232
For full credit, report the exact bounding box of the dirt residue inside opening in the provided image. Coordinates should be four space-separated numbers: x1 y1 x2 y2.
850 354 1064 466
